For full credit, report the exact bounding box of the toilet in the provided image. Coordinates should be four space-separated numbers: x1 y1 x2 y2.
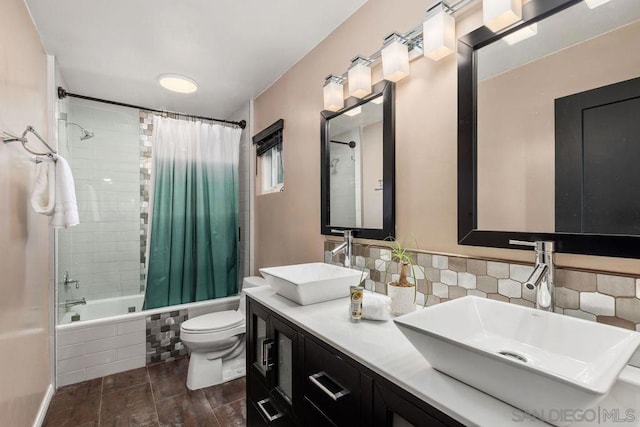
181 276 268 390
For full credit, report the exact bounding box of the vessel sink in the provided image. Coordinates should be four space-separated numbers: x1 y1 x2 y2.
259 262 366 305
394 296 640 426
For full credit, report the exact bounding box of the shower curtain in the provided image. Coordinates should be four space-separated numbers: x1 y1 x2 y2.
144 116 242 310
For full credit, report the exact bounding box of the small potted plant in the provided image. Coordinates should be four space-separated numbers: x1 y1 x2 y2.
384 237 423 315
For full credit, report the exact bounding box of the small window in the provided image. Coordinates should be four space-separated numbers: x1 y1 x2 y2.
254 119 284 195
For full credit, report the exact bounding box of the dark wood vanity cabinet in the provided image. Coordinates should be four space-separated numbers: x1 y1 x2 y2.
246 297 464 427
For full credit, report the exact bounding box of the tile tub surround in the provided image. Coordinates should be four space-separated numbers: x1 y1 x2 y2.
57 296 240 386
324 241 640 331
146 310 189 364
44 359 247 426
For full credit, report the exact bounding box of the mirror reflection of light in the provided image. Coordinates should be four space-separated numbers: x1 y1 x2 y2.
585 0 612 9
503 24 538 45
103 178 112 182
344 106 362 117
371 96 384 105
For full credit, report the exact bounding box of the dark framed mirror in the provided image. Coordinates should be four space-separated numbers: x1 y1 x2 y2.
321 80 395 240
458 0 640 258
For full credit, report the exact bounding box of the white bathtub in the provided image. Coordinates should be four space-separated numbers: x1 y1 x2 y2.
56 294 240 387
60 294 145 324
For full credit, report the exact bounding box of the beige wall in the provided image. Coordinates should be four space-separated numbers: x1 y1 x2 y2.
477 20 640 232
254 0 640 276
0 0 52 425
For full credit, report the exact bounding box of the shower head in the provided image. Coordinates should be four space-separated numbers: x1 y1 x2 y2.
80 129 94 141
67 122 95 141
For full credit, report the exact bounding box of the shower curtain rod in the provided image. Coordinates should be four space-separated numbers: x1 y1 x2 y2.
57 87 246 129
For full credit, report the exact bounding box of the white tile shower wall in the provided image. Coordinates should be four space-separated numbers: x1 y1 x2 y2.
58 100 141 303
56 317 146 387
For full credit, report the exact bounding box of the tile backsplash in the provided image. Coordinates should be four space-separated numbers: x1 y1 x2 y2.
324 241 640 332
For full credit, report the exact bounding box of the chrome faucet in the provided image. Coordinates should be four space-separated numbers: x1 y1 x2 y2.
330 229 353 268
65 297 87 308
509 240 555 312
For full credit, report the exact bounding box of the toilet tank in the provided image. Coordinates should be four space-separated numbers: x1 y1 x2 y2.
238 276 267 316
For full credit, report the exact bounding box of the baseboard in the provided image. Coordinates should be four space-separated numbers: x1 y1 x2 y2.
32 384 54 427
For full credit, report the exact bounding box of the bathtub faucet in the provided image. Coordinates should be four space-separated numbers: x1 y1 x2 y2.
65 297 87 308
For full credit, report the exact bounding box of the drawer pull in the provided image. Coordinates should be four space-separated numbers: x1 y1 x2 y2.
257 398 284 422
261 338 275 371
309 371 350 401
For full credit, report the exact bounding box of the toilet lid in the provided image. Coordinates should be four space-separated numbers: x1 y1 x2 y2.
181 311 244 333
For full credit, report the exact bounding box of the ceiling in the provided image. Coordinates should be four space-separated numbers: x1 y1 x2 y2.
25 0 368 119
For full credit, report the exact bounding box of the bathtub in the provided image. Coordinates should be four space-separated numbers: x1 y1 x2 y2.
56 294 240 387
60 294 145 324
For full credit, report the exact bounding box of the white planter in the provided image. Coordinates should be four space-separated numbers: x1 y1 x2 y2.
387 283 416 315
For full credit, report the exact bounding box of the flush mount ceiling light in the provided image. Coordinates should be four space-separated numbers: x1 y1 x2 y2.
344 106 362 117
423 3 456 61
158 74 199 94
584 0 612 8
348 56 372 98
483 0 522 32
381 33 410 82
503 23 538 45
323 75 345 112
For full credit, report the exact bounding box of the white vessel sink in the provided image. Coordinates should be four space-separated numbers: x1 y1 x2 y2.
394 296 640 426
259 262 366 305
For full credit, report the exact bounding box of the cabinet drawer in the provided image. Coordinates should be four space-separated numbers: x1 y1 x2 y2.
248 400 295 427
302 397 337 427
304 336 361 426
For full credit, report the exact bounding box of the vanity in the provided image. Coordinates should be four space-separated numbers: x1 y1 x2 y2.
245 286 640 426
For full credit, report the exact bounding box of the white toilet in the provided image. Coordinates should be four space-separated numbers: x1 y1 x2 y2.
181 276 268 390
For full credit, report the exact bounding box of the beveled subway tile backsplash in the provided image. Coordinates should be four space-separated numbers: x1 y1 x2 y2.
324 241 640 332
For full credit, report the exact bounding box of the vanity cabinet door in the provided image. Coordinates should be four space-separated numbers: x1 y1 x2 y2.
270 316 300 418
372 382 464 427
247 301 273 387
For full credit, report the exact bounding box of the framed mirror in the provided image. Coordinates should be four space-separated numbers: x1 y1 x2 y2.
321 80 395 240
458 0 640 258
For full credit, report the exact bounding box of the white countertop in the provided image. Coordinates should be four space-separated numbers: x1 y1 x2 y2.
245 287 640 427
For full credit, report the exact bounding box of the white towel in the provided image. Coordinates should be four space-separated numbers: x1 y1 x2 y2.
50 155 80 228
31 158 56 215
362 292 392 321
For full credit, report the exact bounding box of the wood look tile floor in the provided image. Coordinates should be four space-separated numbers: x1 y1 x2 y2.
44 357 246 427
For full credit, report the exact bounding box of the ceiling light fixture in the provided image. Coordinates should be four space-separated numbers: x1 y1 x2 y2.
348 56 372 98
483 0 522 32
323 75 345 112
423 3 456 61
382 33 410 82
158 74 199 94
584 0 612 8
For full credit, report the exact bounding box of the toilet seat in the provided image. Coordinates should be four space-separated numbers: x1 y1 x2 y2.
181 311 244 334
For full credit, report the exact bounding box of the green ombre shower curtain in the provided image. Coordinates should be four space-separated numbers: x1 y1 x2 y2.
144 116 242 310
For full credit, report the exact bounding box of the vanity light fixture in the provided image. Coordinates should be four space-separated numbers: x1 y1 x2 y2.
423 2 456 61
381 33 410 82
348 56 372 98
503 23 538 45
584 0 612 8
344 106 362 117
483 0 522 32
158 74 199 94
323 75 345 112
